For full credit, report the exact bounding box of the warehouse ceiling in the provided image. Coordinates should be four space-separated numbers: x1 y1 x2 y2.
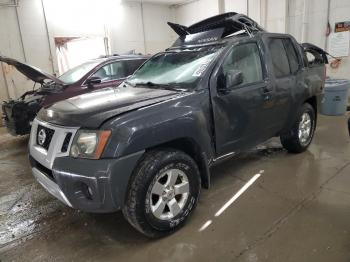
124 0 189 5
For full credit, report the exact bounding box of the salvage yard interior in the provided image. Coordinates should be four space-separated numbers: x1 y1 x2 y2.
1 0 350 262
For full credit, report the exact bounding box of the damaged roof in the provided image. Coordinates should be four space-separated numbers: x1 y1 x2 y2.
168 12 264 47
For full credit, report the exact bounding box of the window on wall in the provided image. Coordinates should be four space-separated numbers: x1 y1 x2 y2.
267 38 290 78
221 42 263 87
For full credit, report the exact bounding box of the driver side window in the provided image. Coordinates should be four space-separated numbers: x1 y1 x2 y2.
222 43 263 87
92 61 127 82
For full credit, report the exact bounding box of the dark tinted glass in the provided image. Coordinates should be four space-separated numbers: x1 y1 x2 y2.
268 38 290 78
283 39 299 73
125 59 146 76
222 43 263 87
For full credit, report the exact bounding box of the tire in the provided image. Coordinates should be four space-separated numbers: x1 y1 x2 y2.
122 149 201 238
280 103 316 153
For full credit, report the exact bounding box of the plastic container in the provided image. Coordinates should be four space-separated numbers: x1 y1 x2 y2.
320 79 350 116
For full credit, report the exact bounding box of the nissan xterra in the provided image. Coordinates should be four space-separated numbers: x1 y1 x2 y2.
28 13 328 237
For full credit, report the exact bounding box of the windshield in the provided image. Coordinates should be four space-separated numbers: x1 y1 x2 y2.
58 60 100 84
127 46 223 89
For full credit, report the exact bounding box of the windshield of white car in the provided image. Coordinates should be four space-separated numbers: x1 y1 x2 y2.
58 61 100 84
127 46 223 90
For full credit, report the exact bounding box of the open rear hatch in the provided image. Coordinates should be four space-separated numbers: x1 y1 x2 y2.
0 56 64 84
301 43 329 64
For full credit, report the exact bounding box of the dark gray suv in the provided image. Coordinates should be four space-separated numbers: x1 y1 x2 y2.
28 13 327 237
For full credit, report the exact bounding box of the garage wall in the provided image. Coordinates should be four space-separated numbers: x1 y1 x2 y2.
326 0 350 78
263 0 287 33
287 0 350 79
2 0 350 103
142 3 177 54
0 0 176 101
0 1 45 100
174 0 219 26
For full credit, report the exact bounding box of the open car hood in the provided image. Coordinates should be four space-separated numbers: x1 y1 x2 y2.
0 56 65 85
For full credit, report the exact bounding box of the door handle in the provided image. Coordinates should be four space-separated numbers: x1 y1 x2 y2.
261 86 272 93
260 86 273 101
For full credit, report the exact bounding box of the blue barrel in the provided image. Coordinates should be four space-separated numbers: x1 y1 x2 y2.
320 79 350 116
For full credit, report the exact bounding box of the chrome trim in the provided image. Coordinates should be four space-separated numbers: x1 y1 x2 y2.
32 167 72 207
29 118 79 170
213 151 236 162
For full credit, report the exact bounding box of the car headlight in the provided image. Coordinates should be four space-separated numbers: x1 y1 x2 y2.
70 130 111 159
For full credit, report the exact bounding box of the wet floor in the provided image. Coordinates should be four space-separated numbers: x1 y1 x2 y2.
1 114 350 262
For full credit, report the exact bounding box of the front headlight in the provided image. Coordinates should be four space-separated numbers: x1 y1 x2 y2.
70 130 111 159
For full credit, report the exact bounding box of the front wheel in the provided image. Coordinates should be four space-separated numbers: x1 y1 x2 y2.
122 149 201 238
280 103 316 153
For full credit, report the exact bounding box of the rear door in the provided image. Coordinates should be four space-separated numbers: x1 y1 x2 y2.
302 45 327 95
211 40 276 155
263 36 302 131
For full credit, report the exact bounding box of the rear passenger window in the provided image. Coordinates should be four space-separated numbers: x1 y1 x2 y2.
221 43 263 86
268 38 290 78
283 39 300 73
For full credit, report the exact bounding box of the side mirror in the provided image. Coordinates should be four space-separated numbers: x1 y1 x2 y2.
224 70 243 89
86 76 102 87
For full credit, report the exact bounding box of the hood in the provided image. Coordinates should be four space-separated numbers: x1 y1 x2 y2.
0 56 65 84
37 85 183 128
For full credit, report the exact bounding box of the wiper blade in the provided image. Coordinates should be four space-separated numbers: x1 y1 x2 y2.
133 81 187 91
134 81 165 87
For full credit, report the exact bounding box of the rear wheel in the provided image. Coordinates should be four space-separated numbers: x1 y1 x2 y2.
122 149 201 238
280 103 316 153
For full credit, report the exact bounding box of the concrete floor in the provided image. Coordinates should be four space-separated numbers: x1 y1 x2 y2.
0 114 350 262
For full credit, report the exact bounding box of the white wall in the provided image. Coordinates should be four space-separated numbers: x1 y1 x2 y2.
43 0 176 73
0 0 176 102
286 0 350 79
2 0 350 103
326 0 350 78
174 0 219 26
263 0 287 33
225 0 247 15
142 3 177 54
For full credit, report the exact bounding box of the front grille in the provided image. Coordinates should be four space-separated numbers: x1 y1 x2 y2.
36 125 55 150
61 132 72 152
29 156 55 181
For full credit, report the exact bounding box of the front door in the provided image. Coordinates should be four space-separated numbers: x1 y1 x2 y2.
211 41 275 156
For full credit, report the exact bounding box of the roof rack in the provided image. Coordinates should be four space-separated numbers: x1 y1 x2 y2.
168 12 264 47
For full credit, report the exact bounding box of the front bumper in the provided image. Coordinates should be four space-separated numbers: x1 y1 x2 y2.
32 166 72 207
29 151 144 213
